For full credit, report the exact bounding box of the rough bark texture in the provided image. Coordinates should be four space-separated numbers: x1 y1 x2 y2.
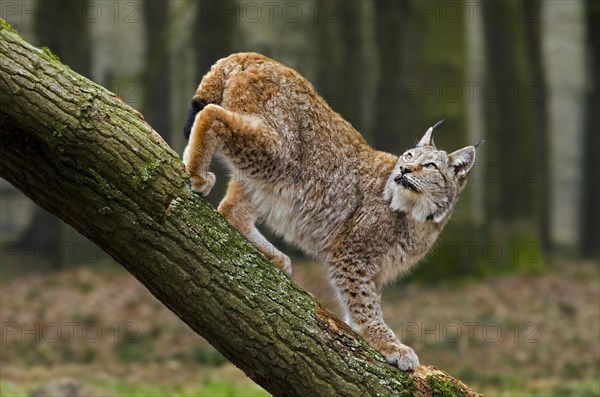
0 20 479 397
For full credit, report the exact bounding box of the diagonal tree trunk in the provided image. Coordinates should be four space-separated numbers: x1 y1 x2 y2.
0 20 479 397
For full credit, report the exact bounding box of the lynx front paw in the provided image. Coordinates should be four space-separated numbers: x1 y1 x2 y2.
382 343 419 371
269 253 292 276
189 172 216 196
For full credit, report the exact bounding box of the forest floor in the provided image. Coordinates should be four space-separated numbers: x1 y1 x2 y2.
0 260 598 396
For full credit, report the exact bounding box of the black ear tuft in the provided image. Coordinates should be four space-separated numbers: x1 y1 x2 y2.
183 99 208 140
432 119 445 130
417 119 445 148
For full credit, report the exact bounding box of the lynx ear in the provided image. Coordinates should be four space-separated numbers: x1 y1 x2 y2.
417 119 444 147
448 146 476 178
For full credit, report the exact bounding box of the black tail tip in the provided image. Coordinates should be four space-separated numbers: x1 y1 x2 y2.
183 98 208 140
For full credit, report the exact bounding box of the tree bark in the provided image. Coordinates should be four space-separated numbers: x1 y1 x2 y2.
0 20 479 397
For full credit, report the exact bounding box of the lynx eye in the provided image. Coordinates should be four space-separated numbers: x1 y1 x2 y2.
424 162 437 170
404 152 413 160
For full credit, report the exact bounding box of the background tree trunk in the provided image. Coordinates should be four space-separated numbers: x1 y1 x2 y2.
167 0 200 153
373 0 404 154
464 0 486 232
18 0 96 269
581 0 600 256
541 0 587 250
0 21 479 397
141 1 171 143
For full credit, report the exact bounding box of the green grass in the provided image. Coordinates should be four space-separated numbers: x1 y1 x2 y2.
5 377 598 397
0 382 28 397
103 379 269 397
476 380 600 397
1 379 270 397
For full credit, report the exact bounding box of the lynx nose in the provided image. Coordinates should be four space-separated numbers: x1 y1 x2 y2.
400 165 413 175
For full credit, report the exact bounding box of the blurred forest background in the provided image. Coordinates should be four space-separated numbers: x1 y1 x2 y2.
1 0 598 396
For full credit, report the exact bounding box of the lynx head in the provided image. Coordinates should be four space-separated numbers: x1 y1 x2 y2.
384 121 481 223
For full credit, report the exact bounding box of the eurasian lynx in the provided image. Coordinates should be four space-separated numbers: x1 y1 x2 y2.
183 53 479 371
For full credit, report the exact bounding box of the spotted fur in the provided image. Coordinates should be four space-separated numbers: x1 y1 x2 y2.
183 53 477 371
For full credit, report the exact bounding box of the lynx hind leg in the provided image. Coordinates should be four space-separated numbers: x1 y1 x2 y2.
218 180 292 276
184 103 285 196
330 265 419 371
183 103 219 196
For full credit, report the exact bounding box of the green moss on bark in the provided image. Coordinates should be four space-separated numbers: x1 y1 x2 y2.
426 375 468 397
41 46 61 63
0 18 17 34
